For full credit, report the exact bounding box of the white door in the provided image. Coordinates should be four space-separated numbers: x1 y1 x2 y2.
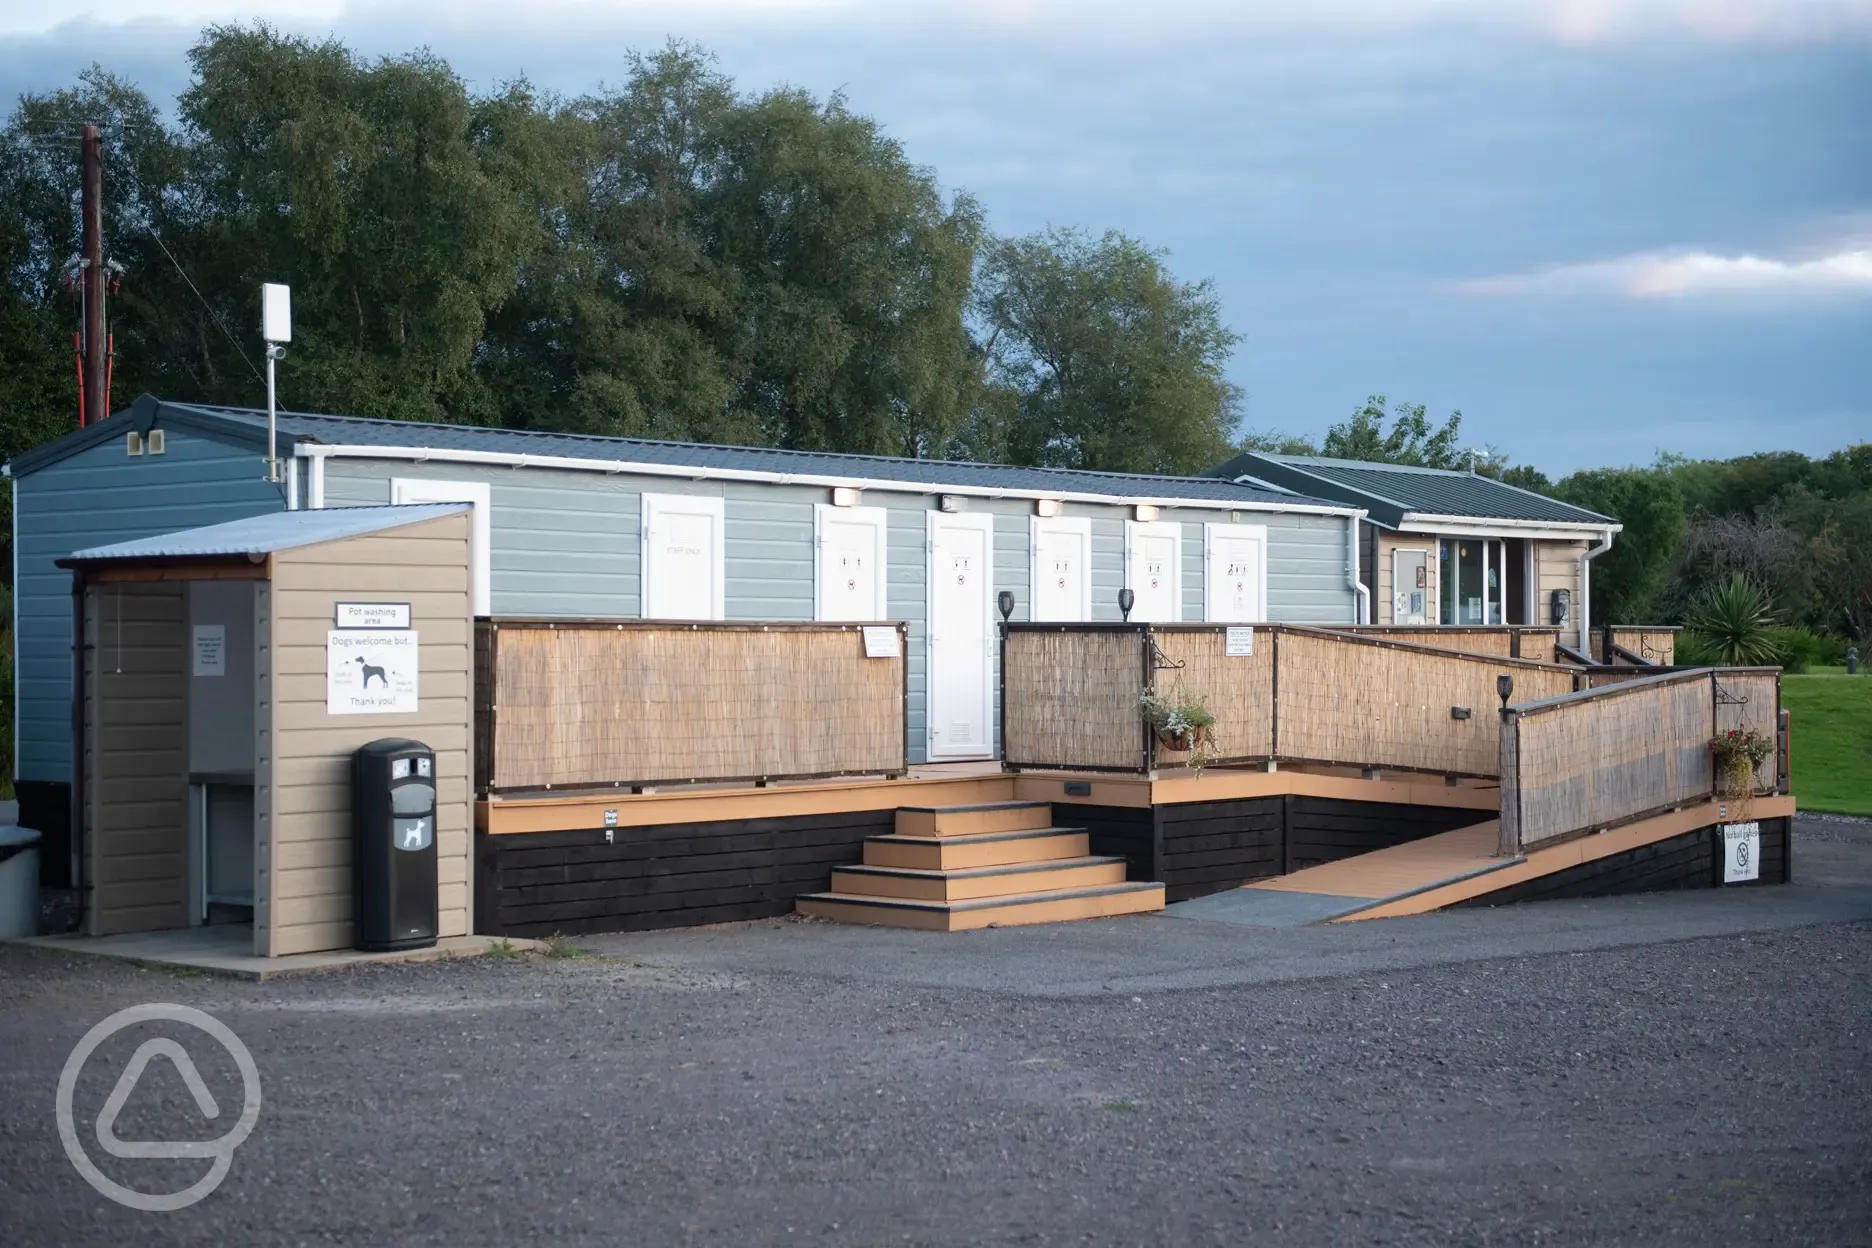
816 504 888 620
926 511 994 759
391 478 491 616
1203 523 1267 622
1030 516 1092 622
1125 520 1181 623
641 493 725 619
1392 548 1430 625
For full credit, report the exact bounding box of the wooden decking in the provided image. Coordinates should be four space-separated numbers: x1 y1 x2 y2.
1248 820 1508 904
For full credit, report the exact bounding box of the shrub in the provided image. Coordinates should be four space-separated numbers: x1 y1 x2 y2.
1683 575 1786 667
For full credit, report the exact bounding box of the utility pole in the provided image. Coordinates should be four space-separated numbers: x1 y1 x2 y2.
79 123 107 427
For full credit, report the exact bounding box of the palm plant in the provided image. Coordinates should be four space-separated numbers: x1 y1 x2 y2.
1682 575 1785 667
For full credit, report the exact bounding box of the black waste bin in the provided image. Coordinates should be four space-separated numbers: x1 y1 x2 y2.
353 738 439 952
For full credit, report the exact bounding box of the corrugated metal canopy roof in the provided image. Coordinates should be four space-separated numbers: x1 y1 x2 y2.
60 504 469 565
135 400 1354 510
1220 453 1614 526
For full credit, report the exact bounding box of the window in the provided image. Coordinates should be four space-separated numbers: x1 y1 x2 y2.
1438 537 1507 626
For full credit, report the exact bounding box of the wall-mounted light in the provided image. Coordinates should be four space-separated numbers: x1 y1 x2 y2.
997 590 1015 622
1118 588 1136 622
1035 498 1062 518
938 495 964 513
831 486 861 507
1134 504 1160 523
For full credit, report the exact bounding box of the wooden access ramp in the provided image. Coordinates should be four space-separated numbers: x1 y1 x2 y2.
1167 795 1797 926
797 801 1165 931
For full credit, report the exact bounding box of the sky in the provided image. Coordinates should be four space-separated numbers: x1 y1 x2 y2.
2 1 1868 476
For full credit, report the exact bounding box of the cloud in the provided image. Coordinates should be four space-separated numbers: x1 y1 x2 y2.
1453 245 1872 299
5 0 1872 44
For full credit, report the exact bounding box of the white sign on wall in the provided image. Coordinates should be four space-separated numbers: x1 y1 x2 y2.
1225 626 1255 657
862 626 900 658
192 624 226 677
1721 822 1761 883
327 629 419 715
335 601 411 629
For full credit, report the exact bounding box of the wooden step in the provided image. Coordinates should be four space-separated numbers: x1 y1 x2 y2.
831 856 1129 902
796 881 1166 931
894 801 1053 838
863 828 1089 871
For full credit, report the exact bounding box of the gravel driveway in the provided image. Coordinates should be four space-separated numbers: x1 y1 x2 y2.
2 819 1868 1246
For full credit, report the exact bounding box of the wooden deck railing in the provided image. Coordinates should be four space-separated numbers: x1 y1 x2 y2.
1499 666 1780 853
475 619 908 794
1001 624 1582 778
1591 625 1681 666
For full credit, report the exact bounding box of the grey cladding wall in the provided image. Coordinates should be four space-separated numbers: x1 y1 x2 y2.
320 457 1355 763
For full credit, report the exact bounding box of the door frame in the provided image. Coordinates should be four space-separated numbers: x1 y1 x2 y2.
1202 522 1269 623
1123 519 1183 623
813 503 889 621
1029 515 1093 622
640 492 725 620
1390 545 1434 626
925 509 996 761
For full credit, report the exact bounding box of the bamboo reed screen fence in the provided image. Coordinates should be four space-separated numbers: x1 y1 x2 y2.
1332 626 1561 663
475 619 907 794
1499 667 1779 853
1001 623 1580 778
1002 627 1149 771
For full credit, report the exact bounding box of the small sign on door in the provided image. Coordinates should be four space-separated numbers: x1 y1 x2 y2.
1720 822 1761 883
192 624 226 676
327 629 419 714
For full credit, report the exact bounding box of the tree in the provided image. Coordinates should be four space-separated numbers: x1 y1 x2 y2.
1551 466 1686 623
975 226 1240 475
1236 428 1318 456
1321 395 1465 469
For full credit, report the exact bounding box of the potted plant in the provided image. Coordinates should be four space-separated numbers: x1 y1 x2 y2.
1140 686 1217 773
1710 722 1773 817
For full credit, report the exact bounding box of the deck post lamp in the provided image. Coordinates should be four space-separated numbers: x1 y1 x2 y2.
996 590 1014 624
1118 588 1135 622
1496 673 1514 714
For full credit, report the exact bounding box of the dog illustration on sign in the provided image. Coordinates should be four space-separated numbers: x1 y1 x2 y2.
356 655 389 688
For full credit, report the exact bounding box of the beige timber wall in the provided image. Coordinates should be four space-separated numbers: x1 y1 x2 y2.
83 582 191 936
1372 531 1439 626
1536 539 1587 650
261 512 473 956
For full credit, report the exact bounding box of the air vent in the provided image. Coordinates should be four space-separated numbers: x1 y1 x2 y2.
146 429 166 455
125 432 143 457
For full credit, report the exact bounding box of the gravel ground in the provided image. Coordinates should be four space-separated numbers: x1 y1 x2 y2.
3 914 1869 1246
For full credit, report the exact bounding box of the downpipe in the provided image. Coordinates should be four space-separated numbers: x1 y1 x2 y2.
1580 528 1616 653
1347 512 1371 625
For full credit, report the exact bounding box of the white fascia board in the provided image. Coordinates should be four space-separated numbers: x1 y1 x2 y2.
293 443 1363 518
1397 513 1622 541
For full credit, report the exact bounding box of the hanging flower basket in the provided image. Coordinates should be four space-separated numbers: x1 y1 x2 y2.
1154 724 1212 753
1710 723 1773 818
1140 686 1218 774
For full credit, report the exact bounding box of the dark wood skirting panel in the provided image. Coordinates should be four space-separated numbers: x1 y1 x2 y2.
1456 818 1791 908
1287 797 1492 873
1070 804 1155 883
1159 797 1283 902
477 809 893 937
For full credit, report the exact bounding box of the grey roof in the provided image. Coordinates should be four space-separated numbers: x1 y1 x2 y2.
1211 452 1615 529
60 504 469 565
9 395 1358 513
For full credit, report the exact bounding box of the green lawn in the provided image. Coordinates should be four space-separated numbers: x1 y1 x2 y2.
1783 673 1872 815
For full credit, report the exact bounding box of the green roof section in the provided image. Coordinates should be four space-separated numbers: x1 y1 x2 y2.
1210 452 1616 529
